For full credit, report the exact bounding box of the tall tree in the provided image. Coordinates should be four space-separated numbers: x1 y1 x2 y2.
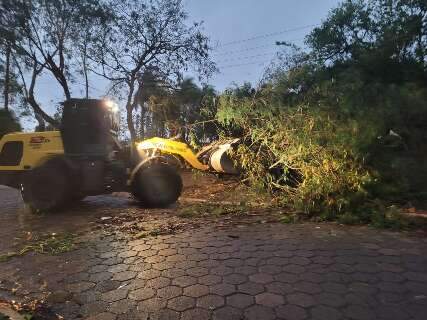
91 0 215 142
1 0 109 126
307 0 427 84
0 0 22 110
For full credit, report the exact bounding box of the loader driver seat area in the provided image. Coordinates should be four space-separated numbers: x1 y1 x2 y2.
59 99 123 196
61 99 121 159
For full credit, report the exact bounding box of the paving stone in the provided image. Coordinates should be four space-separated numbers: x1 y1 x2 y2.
226 293 254 308
212 306 243 320
311 305 342 320
67 281 95 293
266 257 290 265
89 264 109 273
244 305 276 320
108 264 129 273
196 294 225 309
187 253 209 262
275 304 307 320
89 272 113 282
349 282 378 295
274 272 299 283
186 267 209 277
167 296 196 312
137 297 167 313
293 281 322 294
210 283 236 296
404 271 427 282
172 275 197 287
321 281 348 294
345 305 376 320
377 281 407 293
223 273 247 285
156 286 182 300
286 292 315 307
112 271 137 281
236 265 257 275
80 301 109 317
315 292 346 307
265 281 293 295
166 254 187 262
376 305 411 320
86 312 117 320
255 292 285 307
101 288 129 302
198 274 222 285
150 309 181 320
377 291 404 304
282 264 306 274
138 269 161 280
108 299 137 314
249 273 274 284
183 284 209 298
211 266 234 276
289 257 311 266
46 290 72 304
146 276 171 289
181 307 211 320
259 265 282 275
118 250 138 258
345 293 377 307
128 287 156 301
144 255 165 264
238 281 265 295
162 268 186 279
94 279 121 293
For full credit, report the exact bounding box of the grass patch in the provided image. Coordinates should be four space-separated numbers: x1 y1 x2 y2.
178 202 249 218
0 233 75 263
279 214 300 224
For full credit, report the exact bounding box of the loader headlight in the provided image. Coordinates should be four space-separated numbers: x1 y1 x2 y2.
105 100 119 113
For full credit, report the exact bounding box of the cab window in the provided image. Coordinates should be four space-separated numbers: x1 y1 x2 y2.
0 141 23 166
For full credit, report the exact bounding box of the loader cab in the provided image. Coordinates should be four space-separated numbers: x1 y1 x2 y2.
61 99 120 159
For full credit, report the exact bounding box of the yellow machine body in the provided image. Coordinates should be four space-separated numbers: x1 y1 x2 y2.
137 137 240 174
137 137 209 171
0 131 64 172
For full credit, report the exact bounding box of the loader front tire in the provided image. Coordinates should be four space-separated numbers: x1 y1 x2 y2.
22 159 71 212
131 163 183 208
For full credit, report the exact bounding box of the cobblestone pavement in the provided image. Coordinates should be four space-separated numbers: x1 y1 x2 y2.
1 187 427 320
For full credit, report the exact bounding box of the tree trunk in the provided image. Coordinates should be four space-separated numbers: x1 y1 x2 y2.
140 103 146 139
28 62 59 128
34 112 46 132
4 44 11 110
83 54 89 98
82 41 89 98
46 54 71 100
127 105 137 141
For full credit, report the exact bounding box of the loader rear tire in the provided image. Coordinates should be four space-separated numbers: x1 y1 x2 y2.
131 163 183 208
22 159 71 212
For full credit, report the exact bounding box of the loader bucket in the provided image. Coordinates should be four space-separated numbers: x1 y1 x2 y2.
208 143 240 174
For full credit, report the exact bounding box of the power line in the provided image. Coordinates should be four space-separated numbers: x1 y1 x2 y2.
215 51 278 64
214 24 318 48
212 37 306 57
218 60 271 69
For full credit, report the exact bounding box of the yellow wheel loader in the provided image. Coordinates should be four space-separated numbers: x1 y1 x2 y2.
0 99 182 211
